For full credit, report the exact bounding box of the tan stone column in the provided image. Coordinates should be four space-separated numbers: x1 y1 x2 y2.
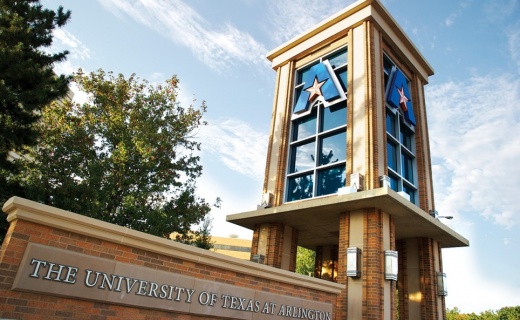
397 238 444 320
251 223 297 271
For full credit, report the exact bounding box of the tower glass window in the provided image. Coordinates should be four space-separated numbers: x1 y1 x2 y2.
286 48 348 202
383 54 418 204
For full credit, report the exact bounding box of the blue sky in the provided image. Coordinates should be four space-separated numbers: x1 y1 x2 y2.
43 0 520 314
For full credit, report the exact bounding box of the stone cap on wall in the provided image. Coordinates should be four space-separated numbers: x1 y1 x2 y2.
2 196 344 295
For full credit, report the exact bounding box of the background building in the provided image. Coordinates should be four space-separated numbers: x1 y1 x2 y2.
227 0 469 319
211 235 252 260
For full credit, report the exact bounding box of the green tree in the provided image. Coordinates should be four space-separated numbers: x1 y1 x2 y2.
0 0 71 169
447 307 475 320
497 306 520 320
295 246 316 276
190 215 216 250
13 69 214 239
0 0 71 242
447 306 520 320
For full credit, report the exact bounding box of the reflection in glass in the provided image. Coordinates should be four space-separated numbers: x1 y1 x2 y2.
293 109 317 141
335 68 347 92
317 166 346 196
322 104 346 132
389 174 398 192
403 184 416 204
287 174 314 201
400 124 413 150
297 62 318 85
327 50 347 68
387 141 397 171
386 111 396 137
320 132 346 165
401 153 414 183
290 142 316 173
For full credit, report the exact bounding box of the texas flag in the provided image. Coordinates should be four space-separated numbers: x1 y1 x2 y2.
386 68 416 126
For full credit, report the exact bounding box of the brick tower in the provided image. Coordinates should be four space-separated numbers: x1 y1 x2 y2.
227 0 469 319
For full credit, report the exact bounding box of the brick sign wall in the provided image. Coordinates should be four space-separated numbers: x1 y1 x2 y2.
0 197 342 319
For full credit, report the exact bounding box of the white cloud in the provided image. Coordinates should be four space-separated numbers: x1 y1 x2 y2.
198 118 268 181
444 243 520 313
196 172 256 239
266 0 353 45
427 73 520 228
100 0 268 72
507 21 520 74
444 13 457 27
483 0 518 22
52 29 91 61
48 29 91 75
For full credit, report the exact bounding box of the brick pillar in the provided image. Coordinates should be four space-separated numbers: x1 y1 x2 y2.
250 225 260 260
418 238 438 320
252 223 297 271
288 227 299 272
363 209 384 319
336 212 350 319
398 238 443 320
396 240 409 320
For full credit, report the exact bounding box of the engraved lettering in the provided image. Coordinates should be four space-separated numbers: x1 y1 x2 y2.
230 296 238 309
159 284 170 299
84 270 101 287
147 282 159 298
278 304 286 316
124 277 139 294
166 285 175 300
99 273 117 290
174 287 185 301
198 291 211 305
114 275 125 292
63 266 78 284
261 301 270 314
185 288 195 303
237 297 246 310
29 259 47 278
136 280 148 296
43 262 65 281
221 294 231 308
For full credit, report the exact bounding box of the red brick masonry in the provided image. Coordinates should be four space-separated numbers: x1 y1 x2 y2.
0 197 342 320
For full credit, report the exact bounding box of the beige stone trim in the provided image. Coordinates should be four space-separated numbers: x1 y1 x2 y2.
347 210 364 320
351 23 367 176
293 37 348 69
267 0 433 81
3 196 343 294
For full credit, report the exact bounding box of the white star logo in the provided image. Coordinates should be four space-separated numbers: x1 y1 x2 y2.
397 85 409 112
306 77 326 102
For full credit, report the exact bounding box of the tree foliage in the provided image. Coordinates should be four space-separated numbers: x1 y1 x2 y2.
295 246 316 276
447 306 520 320
12 69 214 239
191 216 215 250
0 0 71 243
0 0 71 169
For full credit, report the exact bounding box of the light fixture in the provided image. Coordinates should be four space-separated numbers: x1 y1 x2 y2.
429 210 453 220
384 250 398 281
437 272 447 296
346 247 361 277
379 175 391 188
350 173 364 191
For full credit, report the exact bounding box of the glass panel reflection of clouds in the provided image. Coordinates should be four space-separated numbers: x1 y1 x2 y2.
291 142 315 173
320 132 346 165
293 110 317 141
